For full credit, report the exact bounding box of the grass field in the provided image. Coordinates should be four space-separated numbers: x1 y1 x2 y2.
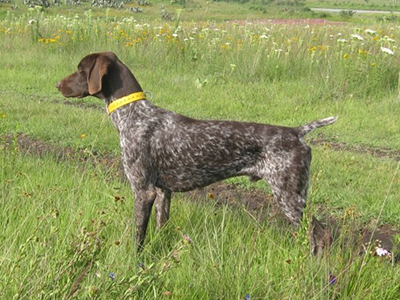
1 2 400 299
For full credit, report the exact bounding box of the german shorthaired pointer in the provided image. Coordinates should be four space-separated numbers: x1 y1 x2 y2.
57 52 337 250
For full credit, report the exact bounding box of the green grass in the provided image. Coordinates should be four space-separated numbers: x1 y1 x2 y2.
1 5 400 299
308 0 400 11
1 147 399 299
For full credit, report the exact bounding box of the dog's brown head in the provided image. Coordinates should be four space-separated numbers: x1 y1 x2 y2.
56 52 143 102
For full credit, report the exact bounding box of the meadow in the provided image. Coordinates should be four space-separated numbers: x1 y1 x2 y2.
1 1 400 299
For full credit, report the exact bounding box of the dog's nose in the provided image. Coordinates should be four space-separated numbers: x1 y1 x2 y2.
56 81 61 90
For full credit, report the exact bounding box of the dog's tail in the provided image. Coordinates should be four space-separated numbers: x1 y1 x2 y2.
298 116 337 138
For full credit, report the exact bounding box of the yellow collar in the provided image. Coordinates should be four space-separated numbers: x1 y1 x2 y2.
107 91 147 115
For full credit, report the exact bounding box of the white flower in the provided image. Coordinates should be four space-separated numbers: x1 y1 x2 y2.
337 38 347 43
376 247 391 257
382 36 396 43
351 34 364 41
172 33 178 38
381 47 394 55
259 34 268 39
365 29 377 35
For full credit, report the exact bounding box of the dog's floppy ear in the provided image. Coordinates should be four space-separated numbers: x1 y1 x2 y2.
88 55 111 95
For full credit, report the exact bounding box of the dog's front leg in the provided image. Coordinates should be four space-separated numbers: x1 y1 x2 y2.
155 188 171 230
134 188 157 251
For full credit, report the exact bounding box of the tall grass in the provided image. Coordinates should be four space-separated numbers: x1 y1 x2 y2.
1 8 400 299
2 10 400 101
1 147 399 299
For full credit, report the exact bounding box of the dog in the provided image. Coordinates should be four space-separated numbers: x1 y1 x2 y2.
57 51 337 250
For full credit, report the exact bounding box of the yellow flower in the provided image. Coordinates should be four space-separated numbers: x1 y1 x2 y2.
371 62 376 67
80 134 86 139
308 46 317 52
343 53 349 59
359 49 368 55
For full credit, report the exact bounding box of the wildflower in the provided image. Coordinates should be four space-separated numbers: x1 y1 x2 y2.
381 47 394 55
329 273 337 285
109 272 115 280
308 46 317 52
208 193 215 199
343 53 349 59
172 33 178 38
365 29 377 35
375 247 391 257
371 62 376 67
137 262 145 269
259 34 268 39
359 49 368 55
337 38 347 43
80 133 86 138
183 234 192 244
28 19 36 24
351 34 364 41
245 294 251 300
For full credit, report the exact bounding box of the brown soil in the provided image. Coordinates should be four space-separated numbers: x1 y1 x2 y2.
2 133 399 261
310 133 400 162
230 19 346 26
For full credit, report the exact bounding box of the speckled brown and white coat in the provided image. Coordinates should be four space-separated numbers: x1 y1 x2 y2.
57 52 337 250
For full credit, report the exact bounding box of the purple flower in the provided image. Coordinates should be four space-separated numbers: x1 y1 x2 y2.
109 272 115 280
329 273 336 285
137 262 145 269
183 234 192 244
245 294 251 300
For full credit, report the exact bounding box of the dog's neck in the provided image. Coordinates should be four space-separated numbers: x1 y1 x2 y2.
97 61 144 105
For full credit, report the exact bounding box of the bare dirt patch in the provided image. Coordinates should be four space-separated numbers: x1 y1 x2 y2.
310 133 400 161
230 19 346 26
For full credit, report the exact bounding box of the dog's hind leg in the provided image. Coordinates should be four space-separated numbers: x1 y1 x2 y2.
265 150 311 226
